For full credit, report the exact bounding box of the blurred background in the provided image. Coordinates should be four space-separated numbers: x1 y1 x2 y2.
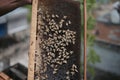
0 6 31 80
0 0 119 80
83 0 120 80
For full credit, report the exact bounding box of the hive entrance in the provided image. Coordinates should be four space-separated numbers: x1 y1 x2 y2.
28 0 81 80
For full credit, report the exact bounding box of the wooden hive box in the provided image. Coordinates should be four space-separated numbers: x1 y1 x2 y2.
28 0 81 80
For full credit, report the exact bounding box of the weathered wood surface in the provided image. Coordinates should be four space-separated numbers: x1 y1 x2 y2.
28 0 81 80
28 0 38 80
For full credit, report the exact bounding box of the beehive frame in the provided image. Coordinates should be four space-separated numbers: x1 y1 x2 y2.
28 0 38 80
28 0 81 80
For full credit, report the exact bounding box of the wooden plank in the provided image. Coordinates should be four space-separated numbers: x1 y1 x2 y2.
0 72 11 80
28 0 38 80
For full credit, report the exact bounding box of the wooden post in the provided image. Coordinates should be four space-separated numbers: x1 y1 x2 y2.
28 0 81 80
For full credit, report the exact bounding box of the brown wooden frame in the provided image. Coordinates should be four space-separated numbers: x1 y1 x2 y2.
28 0 38 80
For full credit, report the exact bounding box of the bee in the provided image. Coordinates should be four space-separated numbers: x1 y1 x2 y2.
63 16 67 19
52 14 55 18
56 15 59 18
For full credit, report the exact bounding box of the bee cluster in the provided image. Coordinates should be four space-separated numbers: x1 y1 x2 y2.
32 0 81 79
34 7 79 80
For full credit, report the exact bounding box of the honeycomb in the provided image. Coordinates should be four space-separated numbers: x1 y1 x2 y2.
34 0 81 80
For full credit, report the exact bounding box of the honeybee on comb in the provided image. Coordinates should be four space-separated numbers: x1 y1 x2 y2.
34 0 81 80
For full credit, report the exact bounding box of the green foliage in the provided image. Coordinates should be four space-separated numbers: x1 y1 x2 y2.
87 34 95 46
24 5 32 22
87 48 101 64
87 65 95 77
87 16 96 30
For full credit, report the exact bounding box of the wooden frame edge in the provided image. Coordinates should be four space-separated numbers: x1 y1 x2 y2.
28 0 38 80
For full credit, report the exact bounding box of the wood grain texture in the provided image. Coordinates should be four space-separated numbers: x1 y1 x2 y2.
28 0 38 80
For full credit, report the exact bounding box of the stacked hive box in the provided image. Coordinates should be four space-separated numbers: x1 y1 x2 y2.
28 0 81 80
